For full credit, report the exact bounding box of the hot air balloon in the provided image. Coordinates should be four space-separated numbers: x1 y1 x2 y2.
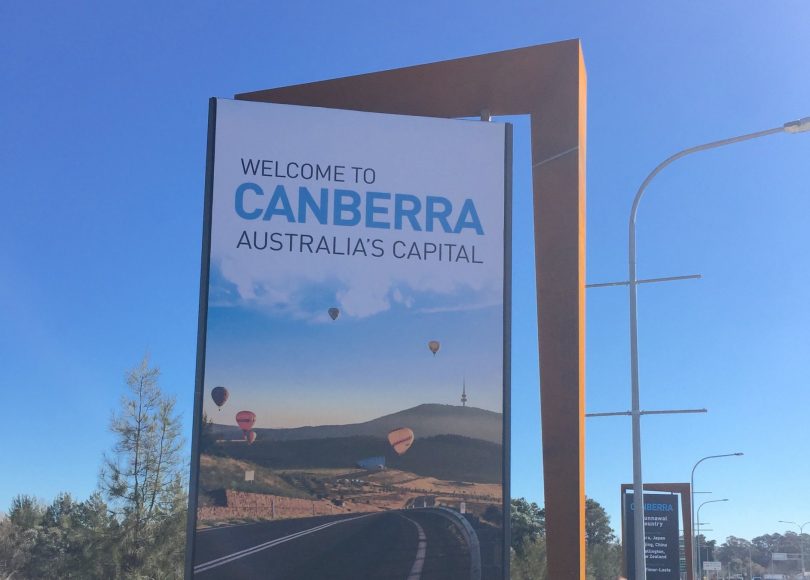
211 386 229 409
387 427 415 455
328 308 340 321
246 431 257 445
428 340 440 356
235 411 256 435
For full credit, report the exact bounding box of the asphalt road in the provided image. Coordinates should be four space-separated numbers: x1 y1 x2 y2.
193 509 473 580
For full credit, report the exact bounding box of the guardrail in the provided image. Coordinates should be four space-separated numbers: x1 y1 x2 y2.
426 507 482 580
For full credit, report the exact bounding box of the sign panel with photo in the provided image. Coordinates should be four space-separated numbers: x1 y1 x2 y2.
187 98 512 579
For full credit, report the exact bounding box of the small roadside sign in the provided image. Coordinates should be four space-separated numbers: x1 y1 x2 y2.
703 561 721 571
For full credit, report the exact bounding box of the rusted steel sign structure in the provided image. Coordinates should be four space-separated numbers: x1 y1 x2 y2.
221 40 586 578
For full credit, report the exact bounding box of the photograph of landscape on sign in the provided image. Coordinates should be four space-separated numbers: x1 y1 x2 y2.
191 99 508 579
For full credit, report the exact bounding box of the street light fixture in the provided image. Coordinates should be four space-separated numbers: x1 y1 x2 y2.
778 520 810 577
627 116 809 580
690 453 743 579
697 499 729 577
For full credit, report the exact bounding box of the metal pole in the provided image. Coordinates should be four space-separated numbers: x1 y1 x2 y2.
696 499 729 580
696 516 702 579
748 543 752 580
778 520 810 577
628 173 646 580
627 118 810 580
690 454 743 579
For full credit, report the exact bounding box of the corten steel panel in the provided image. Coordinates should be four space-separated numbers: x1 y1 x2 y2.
620 483 694 580
236 40 587 579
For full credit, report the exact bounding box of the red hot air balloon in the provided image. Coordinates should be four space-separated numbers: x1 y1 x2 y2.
387 427 415 455
246 431 257 445
428 340 440 356
235 411 256 435
211 386 229 410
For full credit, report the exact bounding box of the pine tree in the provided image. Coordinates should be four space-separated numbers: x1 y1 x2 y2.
100 356 187 577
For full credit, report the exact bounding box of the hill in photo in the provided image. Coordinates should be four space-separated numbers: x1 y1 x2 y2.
212 403 502 444
214 433 503 484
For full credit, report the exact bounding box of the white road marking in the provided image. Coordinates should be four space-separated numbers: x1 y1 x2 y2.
197 521 261 534
402 515 427 580
193 513 375 574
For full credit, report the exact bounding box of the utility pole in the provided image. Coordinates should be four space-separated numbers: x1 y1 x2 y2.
589 115 809 580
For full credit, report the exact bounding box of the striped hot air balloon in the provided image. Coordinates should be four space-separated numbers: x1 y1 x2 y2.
387 427 415 455
235 411 256 437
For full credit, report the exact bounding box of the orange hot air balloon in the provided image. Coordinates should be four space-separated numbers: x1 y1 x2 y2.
235 411 256 433
246 431 257 445
428 340 440 356
387 427 415 455
328 308 340 321
211 386 229 409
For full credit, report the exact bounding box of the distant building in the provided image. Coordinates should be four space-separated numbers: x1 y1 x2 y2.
461 378 468 407
356 456 385 471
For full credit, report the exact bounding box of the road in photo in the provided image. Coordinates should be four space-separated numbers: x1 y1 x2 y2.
194 510 472 580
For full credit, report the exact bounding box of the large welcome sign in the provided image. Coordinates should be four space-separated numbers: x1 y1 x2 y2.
187 98 511 579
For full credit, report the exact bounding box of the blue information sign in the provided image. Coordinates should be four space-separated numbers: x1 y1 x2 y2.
623 492 680 580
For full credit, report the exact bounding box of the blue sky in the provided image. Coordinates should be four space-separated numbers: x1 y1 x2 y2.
203 303 505 428
1 0 809 545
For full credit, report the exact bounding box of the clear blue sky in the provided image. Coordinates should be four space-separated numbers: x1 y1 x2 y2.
2 1 809 545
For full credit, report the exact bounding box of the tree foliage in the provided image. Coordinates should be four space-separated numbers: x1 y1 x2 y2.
511 496 622 580
199 412 217 455
511 533 548 580
0 357 188 579
714 536 768 577
100 356 187 577
510 497 546 555
586 497 616 547
587 542 623 580
0 493 119 579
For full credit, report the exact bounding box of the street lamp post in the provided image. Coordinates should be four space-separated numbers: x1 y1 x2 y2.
778 520 810 577
690 454 743 578
627 116 809 580
748 543 753 580
697 499 729 578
